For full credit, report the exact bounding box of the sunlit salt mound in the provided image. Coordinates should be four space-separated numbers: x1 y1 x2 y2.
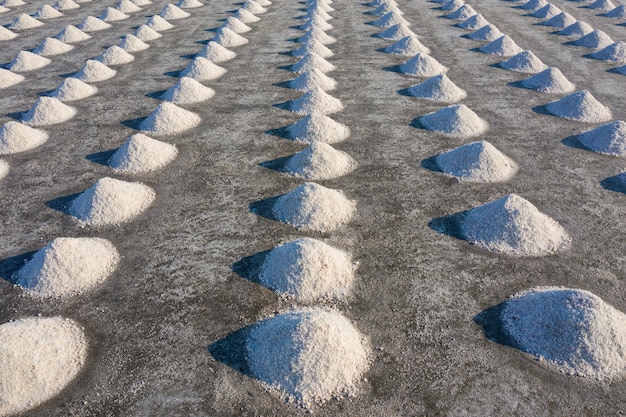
297 27 337 46
134 24 162 41
33 37 74 56
371 2 402 16
273 182 355 232
75 59 116 82
0 68 24 89
246 309 369 406
292 39 333 58
160 3 190 19
539 11 576 27
458 13 489 30
160 76 215 104
99 7 129 22
0 160 7 180
0 26 17 40
529 3 561 18
287 68 337 92
577 121 626 156
234 8 261 23
589 41 626 63
285 142 356 180
298 15 332 31
78 16 112 32
199 41 237 63
54 0 79 10
213 27 248 47
177 0 203 8
259 238 354 301
132 0 152 5
221 16 251 33
572 30 614 49
585 0 614 10
478 35 523 56
445 4 476 20
140 102 201 136
440 0 464 11
15 237 119 297
1 0 24 6
50 77 97 101
602 5 626 18
376 23 415 40
286 113 350 144
9 51 51 72
146 15 174 31
371 11 410 27
545 90 612 123
499 50 547 73
405 74 467 103
8 14 44 30
0 121 48 154
55 25 91 43
32 4 63 19
22 97 76 126
519 67 575 93
556 21 593 36
291 52 336 74
287 87 344 115
418 104 488 138
0 317 87 416
467 24 503 41
499 287 626 379
180 56 227 81
435 141 517 182
383 35 431 55
399 53 448 77
242 0 267 14
116 0 141 13
95 45 134 65
109 133 177 173
460 194 570 256
520 0 547 11
118 34 149 52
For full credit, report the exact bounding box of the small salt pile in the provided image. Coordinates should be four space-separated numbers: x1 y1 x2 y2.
0 160 8 180
74 59 117 82
478 35 523 56
287 68 337 91
298 15 331 31
540 11 576 27
95 45 135 65
371 11 410 27
180 56 227 81
53 0 79 10
118 34 149 52
234 8 261 23
383 35 431 55
242 0 267 14
55 25 91 43
69 177 156 226
302 7 331 21
287 87 344 115
445 4 476 20
458 13 489 30
160 77 215 104
376 23 415 41
99 7 129 22
519 67 575 93
292 39 333 58
221 16 251 33
434 141 518 182
577 121 626 156
573 30 614 49
545 90 612 123
405 74 467 103
50 77 97 101
134 24 162 41
0 68 25 89
417 104 488 138
160 3 190 19
520 0 548 11
246 309 369 406
78 16 112 32
33 37 74 56
297 27 337 45
177 0 203 8
272 182 356 232
589 41 626 63
8 14 44 30
399 53 448 77
371 2 401 16
0 121 48 154
32 4 63 19
199 41 237 63
140 102 201 136
132 0 152 5
109 133 177 173
286 113 350 144
9 51 51 72
146 15 174 31
529 3 561 19
213 27 249 47
0 26 17 40
556 21 593 37
1 0 25 6
116 0 141 13
259 238 355 301
585 0 615 10
440 0 464 11
15 237 119 297
291 52 336 74
499 50 547 73
285 142 356 180
22 97 77 126
0 317 87 416
602 4 626 18
467 24 504 42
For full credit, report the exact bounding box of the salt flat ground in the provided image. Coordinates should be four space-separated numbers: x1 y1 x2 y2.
1 0 626 414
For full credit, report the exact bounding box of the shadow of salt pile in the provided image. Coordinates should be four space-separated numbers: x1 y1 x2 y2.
601 173 626 194
427 209 469 241
231 249 271 286
474 303 524 351
46 192 82 216
208 326 255 377
0 250 38 285
249 195 283 223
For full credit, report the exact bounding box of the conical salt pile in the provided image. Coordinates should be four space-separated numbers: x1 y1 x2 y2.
445 4 476 20
519 67 575 93
435 141 518 182
585 0 615 10
556 21 593 37
292 39 333 58
109 133 178 173
298 15 332 31
383 35 431 55
177 0 203 8
140 102 201 136
199 41 237 63
15 237 120 297
116 0 141 13
95 45 135 65
573 30 614 49
458 194 570 256
55 25 91 43
371 2 402 16
33 37 74 56
417 104 488 138
146 15 174 31
440 0 464 11
0 160 8 180
540 11 576 27
0 68 24 89
32 4 63 18
589 41 626 63
53 0 79 10
160 3 190 19
222 16 251 33
285 142 356 180
8 51 51 72
98 7 129 22
287 87 344 115
160 76 215 104
529 3 561 19
22 97 76 126
49 77 98 101
246 309 369 406
134 24 162 41
213 27 249 47
478 35 523 56
118 34 149 52
272 182 356 232
287 68 337 91
545 90 612 123
0 121 48 154
371 11 410 27
520 0 548 11
0 0 25 6
602 5 626 18
0 26 17 41
257 0 271 6
180 56 227 81
78 16 112 32
286 113 350 144
297 27 337 45
242 0 267 14
9 14 44 30
376 23 415 40
69 177 156 226
467 24 503 42
234 8 261 23
291 52 336 73
405 74 467 103
74 59 117 82
499 50 548 73
399 53 448 77
577 121 626 156
457 13 488 30
132 0 153 4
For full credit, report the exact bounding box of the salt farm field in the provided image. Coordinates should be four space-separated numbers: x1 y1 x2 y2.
1 0 626 414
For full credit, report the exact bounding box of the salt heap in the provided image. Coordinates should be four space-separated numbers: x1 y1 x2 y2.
371 11 410 27
459 194 570 256
259 238 355 301
585 0 615 10
286 87 344 115
0 68 24 89
33 37 74 56
0 6 9 13
297 27 337 46
199 41 237 63
383 35 431 55
69 177 155 226
180 56 227 81
556 21 593 37
399 53 448 77
146 15 174 31
140 102 201 136
291 52 336 73
467 24 504 41
177 0 203 8
15 237 119 297
50 77 97 101
160 77 215 104
529 3 561 19
440 0 464 11
242 0 267 14
286 113 351 144
22 97 77 126
434 141 518 182
32 4 63 18
376 23 415 41
53 0 79 10
109 133 177 173
602 5 626 18
1 0 25 6
116 0 141 13
519 67 575 93
287 68 337 92
118 34 149 52
132 0 152 5
445 4 476 20
303 7 331 21
55 25 91 43
222 16 251 33
272 182 355 232
478 35 523 56
371 2 401 16
95 45 135 65
246 309 369 406
213 27 248 47
0 121 48 154
0 160 7 180
458 13 489 30
99 7 129 22
74 59 117 82
234 8 261 23
544 90 612 123
134 24 162 41
577 121 626 156
589 41 626 63
285 142 356 180
9 14 44 30
540 11 576 27
520 0 548 10
0 317 87 416
78 16 112 32
405 74 467 103
298 15 331 31
160 3 190 19
573 30 614 49
497 287 626 379
0 26 17 41
292 39 333 59
417 104 489 138
499 50 548 73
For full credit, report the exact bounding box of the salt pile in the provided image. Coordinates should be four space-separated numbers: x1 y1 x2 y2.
497 287 626 379
478 35 524 56
53 0 79 10
140 102 201 136
589 41 626 63
459 194 570 256
221 16 251 34
371 2 401 16
286 87 344 115
0 5 10 12
180 56 227 81
383 35 431 55
75 59 117 82
519 67 575 93
246 309 369 406
116 0 141 13
134 24 162 41
32 5 63 18
303 7 332 20
50 77 97 101
573 30 614 49
9 51 51 72
199 41 237 63
286 113 351 144
545 90 612 123
0 0 25 6
287 68 337 92
95 45 135 65
371 11 410 27
0 68 25 89
499 50 548 73
69 177 156 226
0 121 48 154
22 97 77 126
291 53 336 74
33 37 74 56
297 27 337 45
529 4 562 19
445 4 476 20
0 160 7 180
55 25 91 43
434 141 518 182
577 121 626 156
259 239 355 301
132 0 152 5
8 14 44 30
160 3 190 19
440 0 464 11
0 317 87 416
160 77 215 104
272 182 355 232
99 7 129 22
177 0 203 8
118 34 149 52
146 15 174 31
0 26 17 41
78 16 112 32
109 133 177 173
539 11 576 28
405 74 467 103
234 8 261 23
520 0 548 11
213 27 249 47
285 142 356 180
399 53 448 77
467 24 504 42
417 104 488 138
585 0 615 10
242 0 267 14
292 39 333 58
556 21 593 37
298 15 331 31
602 5 626 18
458 13 489 30
376 23 415 41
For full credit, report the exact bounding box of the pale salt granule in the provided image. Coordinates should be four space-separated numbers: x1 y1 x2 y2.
544 90 612 123
0 160 7 180
53 0 79 10
116 0 141 13
176 0 203 8
9 51 51 72
370 10 410 27
285 142 356 180
49 77 98 101
292 39 333 59
146 15 174 31
467 24 503 41
399 53 448 77
478 35 524 56
22 97 77 126
180 56 227 81
109 133 178 173
32 4 63 19
160 76 215 104
529 3 561 19
457 13 489 30
134 24 162 41
0 121 48 154
9 14 43 29
78 16 112 32
74 59 117 82
556 21 593 37
0 68 25 89
213 27 248 47
0 26 17 41
198 41 237 63
221 16 251 33
519 67 575 93
589 41 626 63
287 87 344 115
405 74 467 103
234 8 261 23
417 104 489 138
140 102 202 136
33 37 74 56
95 45 135 65
118 34 150 52
287 68 337 91
286 113 350 144
434 140 518 182
573 30 614 49
577 120 626 156
376 22 415 41
291 52 336 74
499 50 547 73
99 7 129 22
159 3 190 19
55 25 91 43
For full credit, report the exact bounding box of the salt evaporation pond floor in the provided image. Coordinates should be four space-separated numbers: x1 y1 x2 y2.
1 0 626 413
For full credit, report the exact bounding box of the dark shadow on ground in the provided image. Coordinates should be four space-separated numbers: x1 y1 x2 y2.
86 149 116 166
249 195 282 222
146 90 167 99
427 209 468 240
273 100 294 112
164 69 183 77
531 104 553 117
265 126 295 140
6 111 24 121
420 155 442 173
601 173 626 194
561 134 586 151
232 249 271 286
259 155 293 174
46 192 81 216
209 326 255 377
121 117 145 130
474 303 522 351
0 251 38 284
383 64 403 73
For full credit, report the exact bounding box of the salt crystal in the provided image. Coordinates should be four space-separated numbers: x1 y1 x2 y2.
376 22 415 40
370 11 410 27
405 74 467 103
0 68 25 89
146 15 174 31
118 34 150 52
160 3 190 19
529 4 562 19
55 25 91 43
8 13 44 30
98 7 129 22
95 45 135 65
601 4 626 18
445 4 476 20
0 26 17 41
213 27 249 47
234 8 260 23
457 13 489 30
242 0 267 14
78 16 112 32
520 0 548 11
572 30 614 49
383 35 431 55
399 53 447 77
53 0 79 10
198 41 237 62
116 0 141 13
291 52 336 73
467 24 503 41
555 21 593 37
589 41 626 63
292 39 333 58
32 4 63 19
540 11 577 27
287 68 337 91
221 16 251 33
134 24 162 41
585 0 615 10
577 121 626 156
176 0 203 8
286 87 344 115
478 35 524 56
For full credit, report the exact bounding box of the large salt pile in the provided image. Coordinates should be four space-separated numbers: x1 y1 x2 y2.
573 30 614 49
0 317 87 416
457 13 488 30
544 90 612 123
467 24 504 41
520 0 548 11
383 35 431 55
53 0 80 10
199 41 237 63
371 11 410 27
213 27 249 47
78 16 112 32
417 104 489 138
116 0 141 13
95 45 135 65
292 39 333 59
399 53 448 77
288 68 337 92
33 37 74 56
242 0 268 14
259 239 355 301
99 7 129 22
75 59 117 82
180 56 227 81
0 68 25 89
177 0 204 8
50 77 98 101
286 113 351 144
376 23 415 41
109 133 178 173
9 51 51 72
284 142 356 180
540 11 576 27
519 67 575 93
499 50 548 73
478 35 523 56
589 41 626 63
529 3 561 19
291 52 336 74
286 87 344 115
118 34 149 52
435 141 518 182
160 77 215 104
602 5 626 18
22 97 76 126
221 16 251 33
459 194 570 256
272 182 356 232
496 287 626 379
585 0 615 10
445 4 476 20
0 26 17 41
146 15 174 31
55 25 91 43
0 121 48 154
0 160 7 180
32 4 64 19
234 8 261 23
160 3 190 19
556 21 593 37
140 102 201 136
246 309 369 406
134 24 162 41
405 74 467 103
577 121 626 156
8 14 44 29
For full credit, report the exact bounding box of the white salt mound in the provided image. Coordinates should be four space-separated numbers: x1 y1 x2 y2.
399 53 448 77
116 0 141 13
69 177 156 226
272 182 356 232
556 21 593 37
16 237 119 297
440 0 464 11
418 104 489 138
32 4 63 18
376 22 415 40
603 5 626 18
146 15 174 31
22 97 76 126
586 0 615 10
242 0 267 14
95 45 134 65
50 77 97 101
33 37 74 56
499 50 547 73
109 133 177 173
298 15 332 31
118 34 149 52
53 0 79 10
405 74 467 103
75 59 117 82
9 51 51 72
371 2 401 16
520 0 547 10
292 40 334 59
199 41 237 63
435 141 518 182
177 0 203 8
589 41 626 63
0 68 24 89
160 3 190 19
0 160 7 180
180 56 227 81
287 87 344 115
371 11 410 27
286 113 351 144
445 4 476 20
297 28 337 46
287 68 337 92
55 25 91 43
500 287 626 380
0 121 48 154
134 24 162 41
78 16 112 32
132 0 152 5
259 238 355 301
291 52 336 74
222 16 251 33
213 27 249 47
285 142 356 180
540 11 576 27
519 67 575 93
160 76 215 104
99 7 129 22
0 0 25 6
573 30 614 49
468 24 503 41
9 14 44 30
577 121 626 156
0 26 17 41
383 35 431 55
234 8 261 23
529 3 561 19
140 102 201 136
545 90 612 123
458 13 489 30
0 317 87 416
